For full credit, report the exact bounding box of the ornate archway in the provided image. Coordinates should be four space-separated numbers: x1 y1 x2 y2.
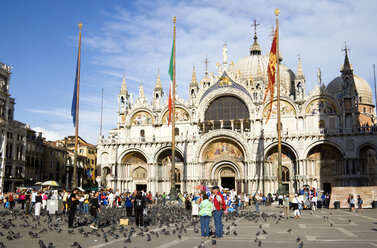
358 144 377 186
155 148 184 193
265 144 297 194
200 138 245 193
211 161 240 191
307 144 343 193
119 151 148 192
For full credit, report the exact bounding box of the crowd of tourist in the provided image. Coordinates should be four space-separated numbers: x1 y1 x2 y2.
0 187 364 237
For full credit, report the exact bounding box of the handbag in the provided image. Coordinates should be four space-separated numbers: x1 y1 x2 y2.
298 203 302 210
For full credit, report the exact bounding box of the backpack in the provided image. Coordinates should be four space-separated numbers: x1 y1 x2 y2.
67 197 73 208
135 199 142 207
359 199 363 204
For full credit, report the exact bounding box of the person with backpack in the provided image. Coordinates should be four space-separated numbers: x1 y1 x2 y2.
357 195 363 212
162 192 167 206
68 188 80 228
134 191 146 227
90 192 101 229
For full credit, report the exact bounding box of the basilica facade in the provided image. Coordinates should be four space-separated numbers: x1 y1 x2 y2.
96 32 377 195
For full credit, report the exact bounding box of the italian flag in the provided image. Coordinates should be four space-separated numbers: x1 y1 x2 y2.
168 38 174 127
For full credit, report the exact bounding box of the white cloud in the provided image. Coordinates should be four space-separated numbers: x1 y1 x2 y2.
32 126 62 142
27 108 71 119
25 0 377 145
82 0 377 103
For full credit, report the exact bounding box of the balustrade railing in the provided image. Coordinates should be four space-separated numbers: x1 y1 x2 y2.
98 125 377 144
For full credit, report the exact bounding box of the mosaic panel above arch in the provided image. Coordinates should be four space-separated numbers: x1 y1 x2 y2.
131 111 153 126
203 140 244 161
162 107 189 124
132 166 147 179
305 98 337 115
263 100 296 118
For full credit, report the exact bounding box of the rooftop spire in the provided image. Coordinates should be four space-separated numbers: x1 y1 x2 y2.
250 19 261 55
154 69 162 91
204 55 209 76
296 55 305 80
190 64 198 87
120 72 127 94
341 42 352 73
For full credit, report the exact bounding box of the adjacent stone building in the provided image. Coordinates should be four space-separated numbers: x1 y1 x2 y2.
25 128 44 186
0 62 27 192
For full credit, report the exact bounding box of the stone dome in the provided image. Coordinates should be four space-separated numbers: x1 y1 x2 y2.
326 75 373 105
235 53 295 92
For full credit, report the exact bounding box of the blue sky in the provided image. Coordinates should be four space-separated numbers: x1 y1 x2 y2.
1 0 377 144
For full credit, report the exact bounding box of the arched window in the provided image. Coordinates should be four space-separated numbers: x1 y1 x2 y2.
175 127 179 136
205 96 249 121
319 120 325 128
282 166 290 182
140 129 145 141
175 168 181 182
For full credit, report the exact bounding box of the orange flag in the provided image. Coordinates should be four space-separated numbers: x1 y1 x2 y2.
263 27 278 124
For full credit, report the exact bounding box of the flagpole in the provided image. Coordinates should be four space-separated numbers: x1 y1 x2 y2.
170 16 177 200
275 9 284 194
373 64 377 118
73 23 82 189
100 88 104 137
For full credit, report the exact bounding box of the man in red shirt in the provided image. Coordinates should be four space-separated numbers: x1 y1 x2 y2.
212 186 226 238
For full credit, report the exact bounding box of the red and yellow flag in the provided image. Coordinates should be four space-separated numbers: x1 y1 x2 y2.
263 27 278 124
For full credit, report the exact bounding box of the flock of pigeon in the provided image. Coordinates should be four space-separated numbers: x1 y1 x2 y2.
0 205 348 248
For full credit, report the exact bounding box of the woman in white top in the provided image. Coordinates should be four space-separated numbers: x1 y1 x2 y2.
292 194 302 219
191 196 199 217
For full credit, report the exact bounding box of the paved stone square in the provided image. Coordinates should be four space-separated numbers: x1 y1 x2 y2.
1 205 376 248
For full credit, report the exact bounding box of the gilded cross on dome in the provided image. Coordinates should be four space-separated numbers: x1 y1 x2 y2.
251 19 260 41
342 41 350 54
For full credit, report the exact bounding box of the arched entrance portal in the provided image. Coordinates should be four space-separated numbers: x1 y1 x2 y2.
121 151 148 192
219 166 236 190
265 145 297 194
307 144 343 193
359 145 376 186
201 138 245 193
211 162 241 193
156 148 184 193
